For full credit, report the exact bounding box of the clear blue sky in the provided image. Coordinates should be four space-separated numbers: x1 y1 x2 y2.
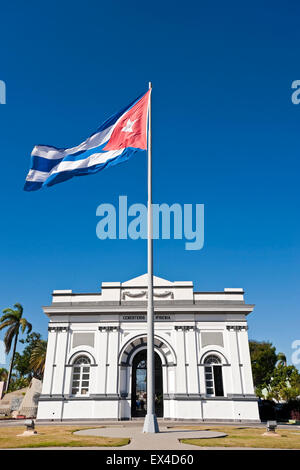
0 1 299 368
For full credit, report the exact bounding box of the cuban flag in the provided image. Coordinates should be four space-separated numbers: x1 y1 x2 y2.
24 90 151 191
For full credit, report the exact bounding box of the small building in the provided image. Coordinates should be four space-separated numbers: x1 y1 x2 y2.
0 387 27 417
0 378 42 418
37 274 260 422
18 378 42 418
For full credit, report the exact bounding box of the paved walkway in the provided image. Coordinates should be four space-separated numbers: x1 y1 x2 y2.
0 418 298 429
74 425 227 450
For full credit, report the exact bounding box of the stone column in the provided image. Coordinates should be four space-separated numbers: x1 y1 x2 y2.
238 327 255 395
97 327 109 394
174 327 187 394
51 326 69 396
226 326 243 395
186 326 199 394
106 327 120 396
41 327 58 396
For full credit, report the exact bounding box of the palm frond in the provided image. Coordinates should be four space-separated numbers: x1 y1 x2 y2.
13 303 23 314
13 303 23 320
20 318 32 334
1 308 15 316
3 325 18 354
30 340 47 375
0 319 15 331
0 312 18 324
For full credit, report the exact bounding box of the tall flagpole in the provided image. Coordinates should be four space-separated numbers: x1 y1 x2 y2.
143 82 159 433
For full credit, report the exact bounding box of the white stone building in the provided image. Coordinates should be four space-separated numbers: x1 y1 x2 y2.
37 274 260 422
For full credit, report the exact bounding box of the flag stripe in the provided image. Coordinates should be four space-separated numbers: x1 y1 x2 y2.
26 169 49 182
43 148 137 188
26 148 125 183
31 156 64 173
31 124 115 160
48 148 124 175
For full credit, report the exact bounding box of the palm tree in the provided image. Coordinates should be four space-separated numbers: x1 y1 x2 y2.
30 340 47 378
0 303 32 392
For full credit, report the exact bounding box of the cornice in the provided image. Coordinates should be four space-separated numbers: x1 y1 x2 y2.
43 303 254 317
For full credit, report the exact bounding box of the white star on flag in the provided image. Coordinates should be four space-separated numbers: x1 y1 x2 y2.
121 118 137 133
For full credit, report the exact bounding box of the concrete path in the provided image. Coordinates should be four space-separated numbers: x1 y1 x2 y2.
0 419 298 429
74 425 227 450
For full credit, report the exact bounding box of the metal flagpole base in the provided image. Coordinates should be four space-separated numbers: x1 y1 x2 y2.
143 413 160 433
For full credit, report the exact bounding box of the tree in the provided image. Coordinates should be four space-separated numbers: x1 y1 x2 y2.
3 332 47 390
0 368 8 382
0 303 32 392
29 339 47 378
13 332 42 380
249 340 278 389
264 364 300 402
7 376 30 392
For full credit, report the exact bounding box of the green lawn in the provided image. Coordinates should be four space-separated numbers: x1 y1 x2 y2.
0 425 130 448
179 425 300 449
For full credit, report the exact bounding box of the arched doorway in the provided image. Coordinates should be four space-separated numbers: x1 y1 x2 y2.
131 349 163 417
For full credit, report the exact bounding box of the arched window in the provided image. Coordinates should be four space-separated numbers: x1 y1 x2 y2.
204 355 224 397
71 356 91 396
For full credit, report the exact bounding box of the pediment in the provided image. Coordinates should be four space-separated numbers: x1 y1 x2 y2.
122 274 174 287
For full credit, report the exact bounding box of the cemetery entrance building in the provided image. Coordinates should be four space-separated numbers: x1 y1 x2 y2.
37 274 260 422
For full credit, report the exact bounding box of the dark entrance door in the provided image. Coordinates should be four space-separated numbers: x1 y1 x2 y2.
131 349 163 417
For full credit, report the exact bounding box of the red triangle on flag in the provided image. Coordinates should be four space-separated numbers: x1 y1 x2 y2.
104 90 150 151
